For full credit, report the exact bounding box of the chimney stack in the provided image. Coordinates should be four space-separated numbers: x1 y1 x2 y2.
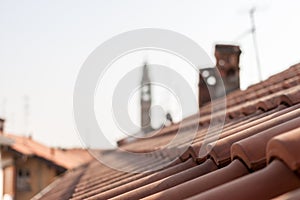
0 118 5 133
199 44 241 107
215 44 241 94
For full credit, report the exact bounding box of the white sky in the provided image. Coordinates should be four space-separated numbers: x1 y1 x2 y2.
0 0 299 148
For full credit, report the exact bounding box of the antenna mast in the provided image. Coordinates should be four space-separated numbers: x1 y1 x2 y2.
23 95 30 136
1 98 6 118
250 7 263 82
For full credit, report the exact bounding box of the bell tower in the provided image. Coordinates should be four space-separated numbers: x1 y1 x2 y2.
140 62 152 133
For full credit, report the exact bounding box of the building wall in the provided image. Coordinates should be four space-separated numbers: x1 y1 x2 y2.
0 166 2 199
15 157 59 200
1 150 15 199
1 149 62 200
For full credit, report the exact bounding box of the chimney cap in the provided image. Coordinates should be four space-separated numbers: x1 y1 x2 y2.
215 44 241 54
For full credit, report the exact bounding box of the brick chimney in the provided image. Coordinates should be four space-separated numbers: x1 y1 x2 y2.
0 118 5 133
199 44 241 107
215 44 241 93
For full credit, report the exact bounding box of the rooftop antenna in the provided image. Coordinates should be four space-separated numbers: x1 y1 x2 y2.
235 5 265 82
249 7 263 82
1 98 6 118
23 95 30 136
10 112 15 132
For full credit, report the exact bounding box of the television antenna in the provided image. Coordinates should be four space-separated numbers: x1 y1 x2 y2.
235 6 264 82
249 7 262 82
23 95 30 136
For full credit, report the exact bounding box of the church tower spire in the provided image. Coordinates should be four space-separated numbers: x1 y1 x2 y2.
140 62 152 133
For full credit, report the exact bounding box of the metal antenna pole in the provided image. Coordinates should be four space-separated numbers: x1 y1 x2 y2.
250 7 263 82
24 95 30 136
1 98 6 118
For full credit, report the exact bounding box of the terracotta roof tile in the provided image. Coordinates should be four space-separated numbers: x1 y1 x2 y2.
209 106 300 167
78 158 196 200
231 116 300 171
143 159 249 200
110 159 217 200
70 159 182 199
273 188 300 200
175 105 286 163
188 160 300 200
267 127 300 171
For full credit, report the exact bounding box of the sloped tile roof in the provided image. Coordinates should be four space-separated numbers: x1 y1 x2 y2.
274 188 300 200
189 160 300 200
35 63 300 199
2 134 92 169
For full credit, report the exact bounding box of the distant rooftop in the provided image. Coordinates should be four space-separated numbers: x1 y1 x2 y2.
2 133 93 169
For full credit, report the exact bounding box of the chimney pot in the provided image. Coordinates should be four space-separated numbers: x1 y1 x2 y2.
0 118 5 134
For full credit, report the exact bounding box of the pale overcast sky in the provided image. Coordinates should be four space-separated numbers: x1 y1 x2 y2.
0 0 299 148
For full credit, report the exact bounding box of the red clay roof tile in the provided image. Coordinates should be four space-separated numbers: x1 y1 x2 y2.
79 158 196 200
231 116 300 170
209 106 300 166
110 159 217 200
143 159 249 200
267 127 300 171
273 188 300 200
188 160 300 200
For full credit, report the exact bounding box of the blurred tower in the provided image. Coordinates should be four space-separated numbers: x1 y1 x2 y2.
140 62 152 133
